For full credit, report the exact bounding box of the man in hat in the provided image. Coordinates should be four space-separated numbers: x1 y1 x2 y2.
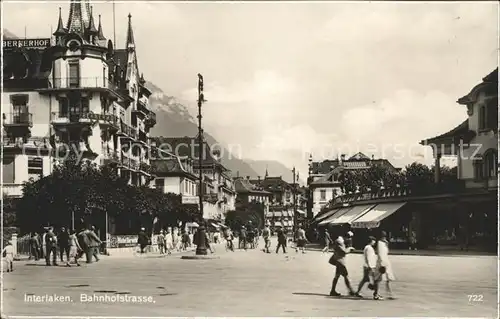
329 236 355 297
262 223 271 253
157 230 165 254
239 226 247 250
275 225 287 254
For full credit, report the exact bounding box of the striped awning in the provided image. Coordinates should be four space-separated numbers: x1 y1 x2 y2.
329 205 376 225
351 202 406 229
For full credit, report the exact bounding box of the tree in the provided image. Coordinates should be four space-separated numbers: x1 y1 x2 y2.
225 199 265 231
403 162 433 194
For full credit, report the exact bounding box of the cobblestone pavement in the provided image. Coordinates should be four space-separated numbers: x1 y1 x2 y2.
2 239 497 318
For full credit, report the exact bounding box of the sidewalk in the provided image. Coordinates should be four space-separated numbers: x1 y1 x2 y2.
305 243 496 257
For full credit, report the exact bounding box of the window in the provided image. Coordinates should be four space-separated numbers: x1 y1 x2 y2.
155 178 164 190
68 62 80 87
320 189 326 201
2 157 15 183
59 98 69 116
10 94 29 124
473 160 484 180
484 150 498 178
487 100 498 131
478 105 487 130
28 157 43 180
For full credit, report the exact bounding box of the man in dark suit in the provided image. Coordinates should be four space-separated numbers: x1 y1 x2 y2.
58 227 70 263
45 227 58 266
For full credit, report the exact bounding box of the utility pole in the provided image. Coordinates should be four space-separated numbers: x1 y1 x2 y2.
292 167 297 235
195 73 207 255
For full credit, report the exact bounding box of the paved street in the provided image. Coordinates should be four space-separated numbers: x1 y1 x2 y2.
2 240 497 318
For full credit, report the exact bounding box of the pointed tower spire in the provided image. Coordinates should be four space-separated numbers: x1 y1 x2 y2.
265 166 269 178
97 14 106 41
67 0 91 36
87 6 98 34
53 7 67 36
126 13 135 50
139 73 146 85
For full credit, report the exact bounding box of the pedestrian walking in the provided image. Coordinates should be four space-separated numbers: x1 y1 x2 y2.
224 228 234 252
157 230 165 254
88 226 102 262
354 236 380 299
239 226 247 250
58 227 71 263
181 230 190 251
45 227 58 266
2 241 14 272
41 230 47 260
295 225 307 254
165 228 174 255
137 228 149 254
374 231 396 299
322 229 332 253
275 226 287 254
29 232 40 261
329 236 355 297
67 229 82 267
172 227 179 252
408 230 417 250
262 223 271 253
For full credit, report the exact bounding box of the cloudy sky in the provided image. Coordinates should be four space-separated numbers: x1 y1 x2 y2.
3 1 498 174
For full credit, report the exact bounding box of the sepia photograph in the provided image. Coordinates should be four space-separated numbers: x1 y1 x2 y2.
1 0 498 318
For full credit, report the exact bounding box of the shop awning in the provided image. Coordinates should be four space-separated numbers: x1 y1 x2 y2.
315 208 341 223
351 202 407 229
186 222 199 227
319 207 351 225
329 204 376 225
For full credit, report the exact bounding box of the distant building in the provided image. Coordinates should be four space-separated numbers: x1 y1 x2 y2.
307 153 399 218
151 135 236 221
2 0 156 198
233 176 272 213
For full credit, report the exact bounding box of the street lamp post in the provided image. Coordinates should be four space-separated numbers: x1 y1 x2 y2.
195 73 208 255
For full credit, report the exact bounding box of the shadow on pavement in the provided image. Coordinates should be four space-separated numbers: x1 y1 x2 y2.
292 292 376 301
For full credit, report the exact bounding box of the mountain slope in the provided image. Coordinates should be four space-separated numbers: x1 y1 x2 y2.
244 159 297 183
147 82 259 178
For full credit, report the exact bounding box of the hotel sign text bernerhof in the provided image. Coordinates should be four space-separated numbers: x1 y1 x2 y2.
3 38 51 50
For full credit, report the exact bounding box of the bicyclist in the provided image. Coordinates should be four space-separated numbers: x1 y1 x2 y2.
262 223 271 253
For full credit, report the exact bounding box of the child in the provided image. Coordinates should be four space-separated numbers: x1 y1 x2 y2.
2 241 14 272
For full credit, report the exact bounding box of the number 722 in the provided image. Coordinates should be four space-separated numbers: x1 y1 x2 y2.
468 294 483 302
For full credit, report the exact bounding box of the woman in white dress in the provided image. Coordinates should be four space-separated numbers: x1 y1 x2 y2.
376 231 396 300
67 230 82 267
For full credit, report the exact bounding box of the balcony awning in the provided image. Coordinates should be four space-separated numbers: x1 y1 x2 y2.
274 221 283 227
329 205 376 225
351 202 406 229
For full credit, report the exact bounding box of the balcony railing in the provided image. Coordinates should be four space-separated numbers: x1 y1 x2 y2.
137 99 149 113
2 183 23 197
138 130 147 143
3 136 50 149
326 181 467 208
2 112 33 127
121 154 140 171
119 122 138 140
48 77 118 91
51 112 119 127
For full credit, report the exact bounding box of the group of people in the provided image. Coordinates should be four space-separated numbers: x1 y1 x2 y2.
329 231 395 300
138 227 192 255
27 225 102 267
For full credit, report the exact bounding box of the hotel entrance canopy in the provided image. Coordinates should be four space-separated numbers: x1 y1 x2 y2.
328 205 376 225
351 202 406 229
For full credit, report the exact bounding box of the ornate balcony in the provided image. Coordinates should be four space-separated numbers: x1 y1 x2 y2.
120 154 140 171
145 110 157 129
101 149 120 166
37 77 118 92
133 99 148 118
50 112 119 130
118 122 138 141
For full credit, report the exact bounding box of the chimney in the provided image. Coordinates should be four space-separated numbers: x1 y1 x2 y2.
246 176 250 180
371 154 375 160
258 176 261 181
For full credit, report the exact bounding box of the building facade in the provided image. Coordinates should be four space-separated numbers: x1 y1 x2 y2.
2 0 156 198
234 176 271 214
307 153 399 218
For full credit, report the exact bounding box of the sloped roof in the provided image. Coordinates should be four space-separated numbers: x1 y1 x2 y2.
420 120 473 145
349 152 371 161
150 156 196 180
234 178 271 195
458 68 498 105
